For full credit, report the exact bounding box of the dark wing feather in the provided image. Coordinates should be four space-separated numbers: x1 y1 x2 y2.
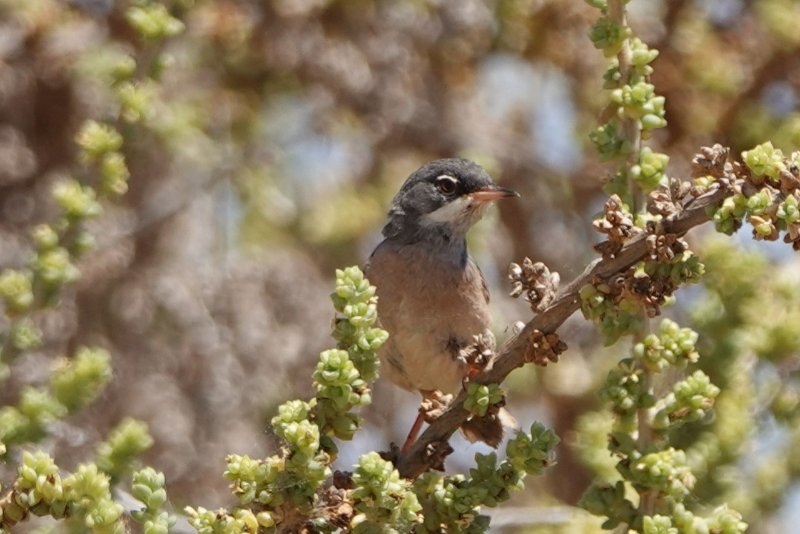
474 260 490 304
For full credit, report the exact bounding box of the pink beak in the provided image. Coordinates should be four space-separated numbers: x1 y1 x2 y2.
468 185 519 202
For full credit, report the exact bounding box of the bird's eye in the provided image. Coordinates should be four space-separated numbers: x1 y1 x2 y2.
435 175 458 195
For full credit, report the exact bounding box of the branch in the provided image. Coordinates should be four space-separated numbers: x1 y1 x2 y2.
716 49 793 140
396 185 729 479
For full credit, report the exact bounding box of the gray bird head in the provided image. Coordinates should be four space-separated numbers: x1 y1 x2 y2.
382 158 518 246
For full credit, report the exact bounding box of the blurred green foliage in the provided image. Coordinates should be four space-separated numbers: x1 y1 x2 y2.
0 0 799 532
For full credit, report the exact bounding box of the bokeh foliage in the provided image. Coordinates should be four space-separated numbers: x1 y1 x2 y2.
0 0 799 532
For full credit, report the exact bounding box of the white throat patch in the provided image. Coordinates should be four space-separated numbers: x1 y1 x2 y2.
421 196 487 228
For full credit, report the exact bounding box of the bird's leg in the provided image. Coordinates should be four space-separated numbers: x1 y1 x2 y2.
400 409 426 454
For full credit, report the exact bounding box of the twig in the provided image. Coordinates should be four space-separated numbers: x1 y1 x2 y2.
396 185 728 479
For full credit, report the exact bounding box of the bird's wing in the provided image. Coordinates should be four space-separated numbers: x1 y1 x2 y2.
473 259 490 304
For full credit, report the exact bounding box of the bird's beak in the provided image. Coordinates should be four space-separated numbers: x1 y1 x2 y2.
468 185 519 202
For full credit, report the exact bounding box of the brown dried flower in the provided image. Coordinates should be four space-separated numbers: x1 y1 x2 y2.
783 222 800 250
420 391 453 424
779 159 800 193
593 194 642 258
691 144 730 179
423 439 454 472
458 333 495 379
524 329 567 366
645 233 687 263
648 178 690 219
508 258 560 312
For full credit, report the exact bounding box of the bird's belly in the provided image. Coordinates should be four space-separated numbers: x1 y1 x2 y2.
380 323 473 394
368 252 492 394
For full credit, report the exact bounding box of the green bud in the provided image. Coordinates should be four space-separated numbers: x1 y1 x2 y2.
463 383 504 417
746 188 773 214
32 247 80 288
52 179 102 220
711 193 748 235
112 55 137 81
630 147 669 191
609 80 667 132
640 98 667 131
589 17 632 57
632 319 699 372
742 142 785 183
313 349 366 411
19 388 67 424
0 269 34 314
31 224 59 251
126 4 185 41
603 60 622 89
151 53 175 80
50 347 112 412
71 230 97 257
653 371 720 430
64 463 112 504
96 418 154 480
706 504 747 533
580 481 637 529
632 447 694 499
272 399 313 428
506 422 559 475
225 454 283 506
282 420 320 455
600 358 648 415
116 81 156 123
331 413 360 440
630 38 659 68
351 452 421 531
132 468 168 510
84 497 124 528
777 192 800 225
257 511 277 527
100 152 130 196
590 120 629 161
643 515 677 534
75 121 123 161
17 450 60 487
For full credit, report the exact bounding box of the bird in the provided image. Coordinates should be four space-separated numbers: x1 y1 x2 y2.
365 158 519 452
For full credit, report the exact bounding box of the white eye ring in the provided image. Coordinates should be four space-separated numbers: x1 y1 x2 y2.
435 175 458 194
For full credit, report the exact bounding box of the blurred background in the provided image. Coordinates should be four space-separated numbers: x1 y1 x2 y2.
1 0 800 532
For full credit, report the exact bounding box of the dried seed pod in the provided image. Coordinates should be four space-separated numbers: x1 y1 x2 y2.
593 195 642 259
691 144 729 179
525 329 567 366
508 258 560 312
458 333 496 378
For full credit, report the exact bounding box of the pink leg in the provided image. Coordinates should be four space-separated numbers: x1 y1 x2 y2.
401 407 425 454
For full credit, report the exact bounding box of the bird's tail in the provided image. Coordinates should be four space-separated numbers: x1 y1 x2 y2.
461 407 518 448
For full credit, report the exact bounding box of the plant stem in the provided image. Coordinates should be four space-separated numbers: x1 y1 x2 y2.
608 0 655 517
608 0 644 212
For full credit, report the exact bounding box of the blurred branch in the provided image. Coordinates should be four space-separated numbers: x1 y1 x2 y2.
716 50 793 141
653 0 690 51
397 178 729 479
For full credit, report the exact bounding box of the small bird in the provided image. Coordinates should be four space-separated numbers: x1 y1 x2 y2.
365 158 518 451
